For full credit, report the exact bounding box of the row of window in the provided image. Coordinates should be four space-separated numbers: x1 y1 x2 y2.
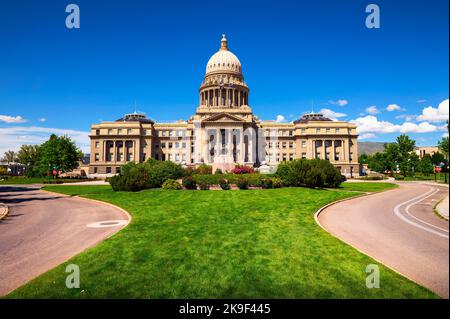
265 128 343 136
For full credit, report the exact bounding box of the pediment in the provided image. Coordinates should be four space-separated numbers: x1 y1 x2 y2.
202 112 245 123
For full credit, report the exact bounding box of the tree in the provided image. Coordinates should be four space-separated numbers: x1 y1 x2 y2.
358 153 370 165
35 134 81 176
395 135 416 176
418 154 434 176
17 144 40 176
2 150 18 163
384 143 400 173
431 152 445 166
438 136 449 160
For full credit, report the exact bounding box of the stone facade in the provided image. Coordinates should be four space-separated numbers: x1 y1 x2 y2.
89 35 360 178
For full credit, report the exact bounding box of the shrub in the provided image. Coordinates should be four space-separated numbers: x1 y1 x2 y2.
110 160 185 192
162 179 182 190
276 158 342 188
271 177 284 188
214 168 223 175
394 175 405 180
260 178 273 189
218 178 230 190
231 165 255 174
236 178 249 190
196 164 213 175
198 181 210 190
182 176 197 190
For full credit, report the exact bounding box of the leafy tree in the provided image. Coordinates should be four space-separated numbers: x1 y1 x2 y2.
396 134 416 176
358 153 370 165
17 144 40 176
2 150 18 163
418 154 434 176
431 152 445 166
384 143 400 173
438 136 449 160
367 152 386 173
35 134 81 176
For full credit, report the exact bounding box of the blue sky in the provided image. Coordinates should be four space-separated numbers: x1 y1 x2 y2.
0 0 448 154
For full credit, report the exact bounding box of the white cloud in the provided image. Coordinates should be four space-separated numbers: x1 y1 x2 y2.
442 132 449 138
328 99 348 106
351 115 440 134
275 115 286 123
395 114 416 121
38 118 47 122
417 99 449 122
386 104 403 112
319 108 347 120
365 106 379 114
359 133 376 139
0 126 90 155
0 115 28 123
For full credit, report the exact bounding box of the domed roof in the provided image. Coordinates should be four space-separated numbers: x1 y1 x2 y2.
206 35 242 76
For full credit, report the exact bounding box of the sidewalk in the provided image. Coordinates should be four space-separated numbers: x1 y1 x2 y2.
436 195 449 220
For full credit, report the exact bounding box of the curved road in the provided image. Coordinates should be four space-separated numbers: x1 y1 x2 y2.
319 182 449 298
0 185 130 296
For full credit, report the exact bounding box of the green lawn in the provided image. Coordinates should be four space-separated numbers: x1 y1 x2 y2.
0 177 84 185
337 182 398 193
7 182 435 298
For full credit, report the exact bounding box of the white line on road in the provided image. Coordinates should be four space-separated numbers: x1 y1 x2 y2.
394 187 449 239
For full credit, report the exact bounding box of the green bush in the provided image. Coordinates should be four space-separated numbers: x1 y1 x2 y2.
162 179 182 190
260 178 273 189
196 164 213 175
394 175 405 180
182 176 197 190
198 181 210 190
271 177 284 188
218 178 230 190
110 160 185 192
236 178 249 190
214 168 223 175
276 159 342 188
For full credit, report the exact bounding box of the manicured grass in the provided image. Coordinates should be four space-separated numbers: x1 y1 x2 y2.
7 184 435 298
0 177 85 185
401 173 449 184
337 182 398 193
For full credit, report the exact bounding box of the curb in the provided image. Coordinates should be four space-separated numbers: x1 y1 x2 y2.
433 197 449 221
313 186 438 297
0 203 9 221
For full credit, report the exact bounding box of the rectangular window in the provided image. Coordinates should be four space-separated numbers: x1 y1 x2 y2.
168 142 173 149
94 153 99 162
326 128 330 133
161 142 166 148
116 167 120 174
289 130 293 137
316 128 321 133
335 128 340 133
95 141 99 148
161 154 166 161
95 129 100 135
106 167 111 174
118 129 122 134
301 128 306 135
289 153 294 161
282 142 286 149
175 142 179 148
289 142 293 148
127 129 132 134
302 152 307 159
182 142 186 149
93 167 98 173
302 141 306 148
282 154 287 161
142 153 146 161
108 129 113 135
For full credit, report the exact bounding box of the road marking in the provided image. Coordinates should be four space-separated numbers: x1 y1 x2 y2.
394 187 449 239
405 188 449 233
87 220 128 228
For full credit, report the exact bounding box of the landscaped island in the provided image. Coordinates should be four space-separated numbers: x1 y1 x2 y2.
6 182 437 299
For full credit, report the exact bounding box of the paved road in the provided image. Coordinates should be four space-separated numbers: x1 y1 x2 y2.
319 182 449 298
0 185 130 296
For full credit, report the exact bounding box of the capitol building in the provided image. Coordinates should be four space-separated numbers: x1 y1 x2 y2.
89 35 360 177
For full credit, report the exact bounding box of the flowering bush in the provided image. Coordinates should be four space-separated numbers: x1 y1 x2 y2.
182 176 197 190
236 178 249 190
231 165 255 174
218 178 230 190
